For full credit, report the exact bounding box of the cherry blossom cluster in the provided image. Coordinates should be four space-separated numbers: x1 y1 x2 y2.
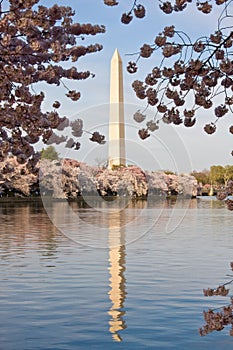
159 0 227 14
225 198 233 210
0 0 106 171
217 180 233 209
199 306 233 336
104 0 146 24
203 285 229 296
129 13 233 143
104 0 233 155
200 262 233 336
104 0 229 15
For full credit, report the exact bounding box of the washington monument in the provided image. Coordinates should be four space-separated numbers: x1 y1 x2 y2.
108 49 126 169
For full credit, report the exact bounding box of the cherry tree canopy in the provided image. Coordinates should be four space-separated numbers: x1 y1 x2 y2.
1 0 233 174
0 0 105 172
104 0 233 154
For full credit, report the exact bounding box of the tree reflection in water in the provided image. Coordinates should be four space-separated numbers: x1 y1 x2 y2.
0 200 59 259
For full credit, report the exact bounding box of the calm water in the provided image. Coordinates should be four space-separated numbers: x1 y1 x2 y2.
0 197 233 350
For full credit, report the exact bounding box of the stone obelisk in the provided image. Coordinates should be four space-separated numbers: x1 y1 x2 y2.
108 49 126 169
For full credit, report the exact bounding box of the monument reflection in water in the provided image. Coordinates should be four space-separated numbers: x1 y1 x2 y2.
43 196 131 341
67 199 129 341
108 210 127 341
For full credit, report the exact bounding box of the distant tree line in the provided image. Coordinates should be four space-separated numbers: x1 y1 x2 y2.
41 145 59 161
191 165 233 187
40 146 233 188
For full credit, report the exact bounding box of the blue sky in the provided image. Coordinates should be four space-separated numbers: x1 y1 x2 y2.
40 0 233 172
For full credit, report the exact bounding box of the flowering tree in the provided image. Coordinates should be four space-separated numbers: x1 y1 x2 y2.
199 262 233 336
104 0 233 149
0 0 106 173
1 0 233 174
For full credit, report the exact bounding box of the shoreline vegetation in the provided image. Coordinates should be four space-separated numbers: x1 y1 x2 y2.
0 157 232 203
0 157 198 200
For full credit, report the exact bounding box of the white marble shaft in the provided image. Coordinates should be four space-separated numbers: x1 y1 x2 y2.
108 49 126 169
